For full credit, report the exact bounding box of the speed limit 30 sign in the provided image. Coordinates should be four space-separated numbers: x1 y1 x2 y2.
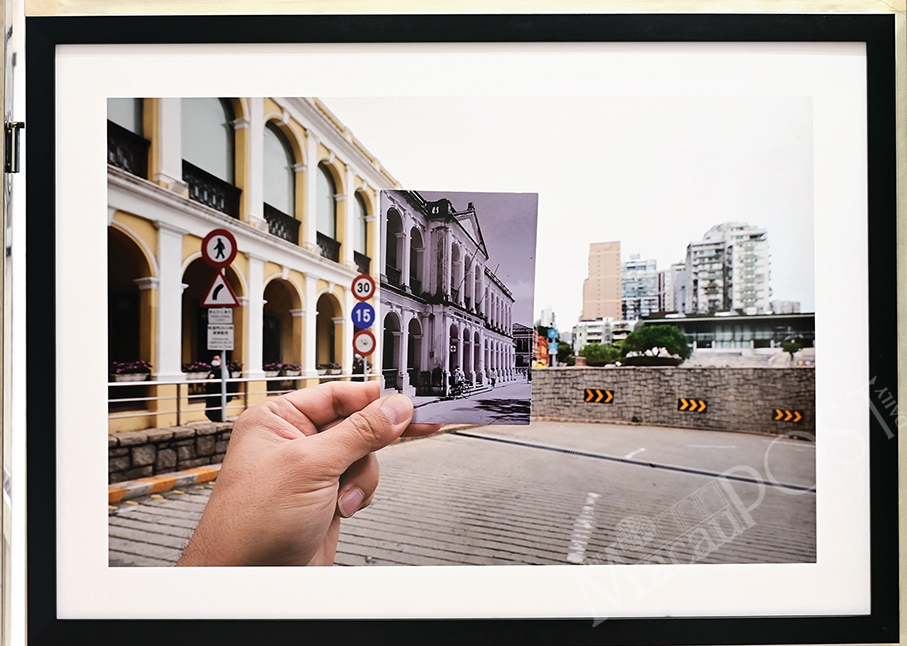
351 274 376 301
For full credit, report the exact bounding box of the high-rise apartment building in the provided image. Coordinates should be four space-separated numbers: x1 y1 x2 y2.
581 241 622 321
622 254 659 320
685 222 771 314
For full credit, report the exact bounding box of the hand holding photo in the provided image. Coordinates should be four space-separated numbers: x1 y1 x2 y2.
379 190 538 425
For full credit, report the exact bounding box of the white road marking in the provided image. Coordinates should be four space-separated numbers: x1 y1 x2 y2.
567 491 599 564
623 448 646 459
686 445 737 449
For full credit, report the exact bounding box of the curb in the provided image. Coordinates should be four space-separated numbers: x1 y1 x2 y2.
394 423 479 443
530 416 796 439
108 464 222 504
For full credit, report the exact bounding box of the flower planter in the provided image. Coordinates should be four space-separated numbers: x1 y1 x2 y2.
231 371 242 378
185 371 208 381
328 369 341 375
111 373 149 382
317 369 327 376
282 370 301 377
264 371 279 378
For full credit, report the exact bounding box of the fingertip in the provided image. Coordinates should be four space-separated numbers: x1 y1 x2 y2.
379 394 414 426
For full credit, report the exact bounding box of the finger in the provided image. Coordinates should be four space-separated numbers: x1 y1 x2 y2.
306 394 413 473
401 423 443 438
337 453 379 518
262 381 381 436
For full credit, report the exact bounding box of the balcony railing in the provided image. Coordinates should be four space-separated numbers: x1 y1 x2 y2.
316 232 341 263
354 251 371 275
183 160 241 218
382 369 399 390
263 203 300 244
409 277 422 295
385 265 401 288
107 121 150 179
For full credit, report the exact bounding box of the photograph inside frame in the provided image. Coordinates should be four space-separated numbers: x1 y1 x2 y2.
106 93 815 569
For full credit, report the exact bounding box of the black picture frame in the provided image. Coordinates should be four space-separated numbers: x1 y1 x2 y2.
25 13 898 646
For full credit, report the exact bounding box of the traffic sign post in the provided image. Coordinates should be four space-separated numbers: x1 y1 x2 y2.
201 229 238 269
352 274 376 301
354 330 376 357
201 229 239 421
352 302 375 330
351 274 377 382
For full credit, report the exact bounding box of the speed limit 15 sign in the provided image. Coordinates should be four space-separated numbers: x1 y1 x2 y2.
351 274 376 301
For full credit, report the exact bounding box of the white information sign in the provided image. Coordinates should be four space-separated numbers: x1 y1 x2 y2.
208 308 233 324
207 324 235 351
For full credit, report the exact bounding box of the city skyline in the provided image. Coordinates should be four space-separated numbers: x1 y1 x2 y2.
321 93 815 332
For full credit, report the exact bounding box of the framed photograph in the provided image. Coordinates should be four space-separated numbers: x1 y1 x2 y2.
25 12 898 645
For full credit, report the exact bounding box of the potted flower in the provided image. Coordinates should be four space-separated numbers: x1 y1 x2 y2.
316 363 329 376
327 362 342 375
110 360 152 382
229 360 243 378
281 363 301 377
181 361 212 380
263 362 282 378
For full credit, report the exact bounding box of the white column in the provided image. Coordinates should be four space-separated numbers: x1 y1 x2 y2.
155 99 186 194
342 287 354 375
399 312 414 396
443 233 452 296
477 334 485 384
154 221 187 380
401 225 412 292
303 275 318 376
342 164 356 268
303 132 320 253
332 316 346 371
245 253 265 377
246 98 265 228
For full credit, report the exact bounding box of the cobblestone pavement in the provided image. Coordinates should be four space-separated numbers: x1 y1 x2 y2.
109 421 815 566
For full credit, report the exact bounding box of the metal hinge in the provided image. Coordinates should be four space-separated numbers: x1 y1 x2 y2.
4 121 24 173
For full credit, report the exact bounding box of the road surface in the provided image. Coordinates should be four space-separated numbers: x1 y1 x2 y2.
109 420 815 567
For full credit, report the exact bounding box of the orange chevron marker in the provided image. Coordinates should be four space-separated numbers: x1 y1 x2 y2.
793 411 802 422
605 391 613 403
784 410 792 422
584 389 593 402
680 398 689 411
595 390 604 403
697 400 707 412
774 409 783 421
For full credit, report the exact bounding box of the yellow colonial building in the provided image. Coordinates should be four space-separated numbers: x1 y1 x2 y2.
107 97 396 432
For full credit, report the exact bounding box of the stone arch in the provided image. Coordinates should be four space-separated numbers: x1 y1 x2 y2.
181 258 246 367
262 277 303 368
108 227 155 368
110 220 159 278
315 292 343 368
382 311 402 390
385 207 404 286
407 316 423 389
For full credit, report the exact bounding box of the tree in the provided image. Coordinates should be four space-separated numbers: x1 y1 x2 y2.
621 324 691 361
579 342 621 366
782 341 802 361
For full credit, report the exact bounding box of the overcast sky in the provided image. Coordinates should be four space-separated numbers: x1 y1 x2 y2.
324 95 815 330
416 190 538 327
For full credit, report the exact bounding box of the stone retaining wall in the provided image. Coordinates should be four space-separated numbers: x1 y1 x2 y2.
530 366 815 436
109 421 233 483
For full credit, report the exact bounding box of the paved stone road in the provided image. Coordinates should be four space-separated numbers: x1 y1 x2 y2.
109 421 815 567
410 379 533 425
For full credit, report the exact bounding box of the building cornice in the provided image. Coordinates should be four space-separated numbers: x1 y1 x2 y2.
108 166 360 286
278 97 399 190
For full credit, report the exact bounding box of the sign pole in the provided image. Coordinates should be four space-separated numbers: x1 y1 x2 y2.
220 344 228 423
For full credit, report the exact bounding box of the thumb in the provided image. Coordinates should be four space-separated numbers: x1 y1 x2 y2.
306 394 414 473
